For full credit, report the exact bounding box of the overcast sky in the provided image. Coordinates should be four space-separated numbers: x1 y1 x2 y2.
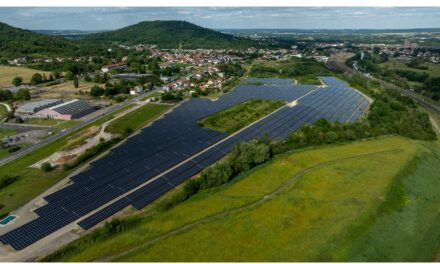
0 7 439 30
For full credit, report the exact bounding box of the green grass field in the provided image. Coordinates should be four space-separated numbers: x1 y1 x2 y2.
0 104 136 216
380 59 440 78
0 143 31 160
43 136 440 262
0 128 16 138
23 118 79 129
105 104 170 136
142 92 163 101
198 99 285 133
0 66 51 85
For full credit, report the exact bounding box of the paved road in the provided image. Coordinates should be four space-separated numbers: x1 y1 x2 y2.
0 90 159 167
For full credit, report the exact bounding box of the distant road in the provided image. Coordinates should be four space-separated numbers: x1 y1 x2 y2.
0 90 159 167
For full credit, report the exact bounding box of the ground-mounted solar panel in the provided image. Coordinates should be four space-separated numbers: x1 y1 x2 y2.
77 198 131 230
0 77 371 251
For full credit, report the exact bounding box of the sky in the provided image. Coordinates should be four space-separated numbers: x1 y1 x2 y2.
0 7 439 30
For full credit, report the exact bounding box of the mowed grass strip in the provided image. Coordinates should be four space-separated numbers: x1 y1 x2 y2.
0 103 136 216
43 136 439 262
105 103 170 136
198 99 285 134
0 128 16 138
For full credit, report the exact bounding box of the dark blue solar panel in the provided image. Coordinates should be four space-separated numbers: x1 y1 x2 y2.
0 77 370 250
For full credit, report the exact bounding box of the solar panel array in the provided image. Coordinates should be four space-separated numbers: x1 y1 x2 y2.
0 77 369 250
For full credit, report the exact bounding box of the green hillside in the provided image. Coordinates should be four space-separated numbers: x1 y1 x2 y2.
83 20 257 49
0 22 77 57
43 136 440 262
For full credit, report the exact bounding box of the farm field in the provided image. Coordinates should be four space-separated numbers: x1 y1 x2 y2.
0 66 51 86
105 103 171 136
0 103 136 216
198 99 285 133
43 136 440 262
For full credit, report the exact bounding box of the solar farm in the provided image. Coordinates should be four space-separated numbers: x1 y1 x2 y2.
0 77 370 251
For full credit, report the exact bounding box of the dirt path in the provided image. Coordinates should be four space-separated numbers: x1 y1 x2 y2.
99 148 402 262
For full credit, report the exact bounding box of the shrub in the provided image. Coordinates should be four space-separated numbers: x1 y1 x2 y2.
41 162 53 172
63 138 120 171
8 146 20 153
0 175 20 190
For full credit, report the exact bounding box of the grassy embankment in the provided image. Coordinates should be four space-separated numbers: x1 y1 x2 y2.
105 103 170 136
42 136 440 262
198 99 285 134
0 103 9 120
0 65 51 85
249 58 332 85
142 92 163 101
24 118 79 129
0 104 138 216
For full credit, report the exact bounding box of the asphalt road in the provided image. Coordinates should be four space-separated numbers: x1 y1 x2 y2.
0 90 159 167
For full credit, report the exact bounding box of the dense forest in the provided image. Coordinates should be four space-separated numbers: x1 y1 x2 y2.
0 20 260 58
82 20 258 49
0 22 78 57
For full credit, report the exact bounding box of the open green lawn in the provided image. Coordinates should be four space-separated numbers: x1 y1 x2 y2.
43 136 440 262
0 143 31 160
0 128 16 138
0 104 136 216
198 99 285 134
105 103 170 136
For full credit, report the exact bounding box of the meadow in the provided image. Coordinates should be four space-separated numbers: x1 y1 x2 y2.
380 58 440 78
249 58 331 85
105 103 171 136
0 66 51 86
197 99 285 133
43 136 440 262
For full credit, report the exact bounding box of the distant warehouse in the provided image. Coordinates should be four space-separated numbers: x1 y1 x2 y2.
35 99 96 120
16 99 64 115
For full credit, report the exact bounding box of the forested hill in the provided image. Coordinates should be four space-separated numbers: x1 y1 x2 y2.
0 22 77 57
82 20 258 49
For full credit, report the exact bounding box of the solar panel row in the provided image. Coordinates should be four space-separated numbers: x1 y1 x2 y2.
0 77 370 250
